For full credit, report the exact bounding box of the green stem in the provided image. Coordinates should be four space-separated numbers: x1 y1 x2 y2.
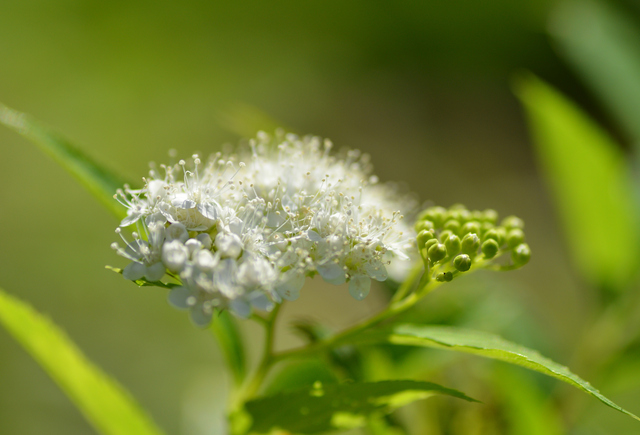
390 261 424 303
239 303 281 402
272 253 499 364
273 275 443 363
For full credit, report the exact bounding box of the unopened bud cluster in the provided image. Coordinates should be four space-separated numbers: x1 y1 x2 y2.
415 204 530 282
111 131 414 325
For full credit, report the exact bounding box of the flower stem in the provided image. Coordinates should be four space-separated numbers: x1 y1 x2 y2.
238 303 281 402
272 273 443 363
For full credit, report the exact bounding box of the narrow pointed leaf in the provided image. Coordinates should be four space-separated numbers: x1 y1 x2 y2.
245 380 477 434
378 324 639 422
0 287 165 435
550 0 640 150
514 74 640 290
0 103 128 219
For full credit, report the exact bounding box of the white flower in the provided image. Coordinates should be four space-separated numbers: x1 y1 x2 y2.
113 131 416 325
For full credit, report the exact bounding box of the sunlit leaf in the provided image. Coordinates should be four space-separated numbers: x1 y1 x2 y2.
245 380 477 434
376 324 639 422
550 0 640 150
514 74 639 290
0 287 165 435
0 102 129 219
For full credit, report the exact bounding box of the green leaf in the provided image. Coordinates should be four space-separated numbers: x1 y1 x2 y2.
514 74 640 290
379 324 640 422
492 366 564 435
261 359 339 396
0 286 165 435
244 380 478 434
550 0 640 150
210 310 247 386
0 102 129 219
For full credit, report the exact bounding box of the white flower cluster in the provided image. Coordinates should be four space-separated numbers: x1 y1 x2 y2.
111 132 415 325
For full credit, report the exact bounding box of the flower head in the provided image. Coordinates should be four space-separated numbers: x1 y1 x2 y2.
112 131 415 324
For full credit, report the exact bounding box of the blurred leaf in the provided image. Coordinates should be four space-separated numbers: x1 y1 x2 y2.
0 102 129 219
245 380 477 434
514 74 639 290
210 310 247 387
493 366 564 435
262 359 339 396
0 286 165 435
550 0 640 150
375 324 640 422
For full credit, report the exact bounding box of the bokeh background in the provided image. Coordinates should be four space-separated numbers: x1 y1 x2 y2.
1 0 640 434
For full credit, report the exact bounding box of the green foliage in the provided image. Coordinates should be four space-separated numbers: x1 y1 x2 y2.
0 103 129 219
492 366 564 435
551 0 640 150
261 359 339 396
244 380 477 434
374 324 639 421
515 74 640 290
0 287 165 435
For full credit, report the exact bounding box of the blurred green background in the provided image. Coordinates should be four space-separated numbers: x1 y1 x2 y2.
1 0 640 434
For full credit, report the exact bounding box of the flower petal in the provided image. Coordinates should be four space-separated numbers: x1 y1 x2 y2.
122 262 146 281
349 275 371 300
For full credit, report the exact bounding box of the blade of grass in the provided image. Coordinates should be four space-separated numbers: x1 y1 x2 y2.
0 286 165 435
0 102 129 219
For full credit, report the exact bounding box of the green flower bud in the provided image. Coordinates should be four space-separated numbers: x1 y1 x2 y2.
502 215 524 230
461 233 481 256
511 243 531 267
419 206 447 228
436 271 453 282
417 229 436 249
495 227 507 246
446 206 470 224
439 229 454 243
445 234 461 256
415 220 435 233
471 210 484 222
457 210 472 224
483 209 498 224
481 239 500 259
428 243 448 263
454 254 472 272
424 238 439 252
506 228 525 249
460 221 481 236
444 219 461 234
480 221 495 235
483 228 500 243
